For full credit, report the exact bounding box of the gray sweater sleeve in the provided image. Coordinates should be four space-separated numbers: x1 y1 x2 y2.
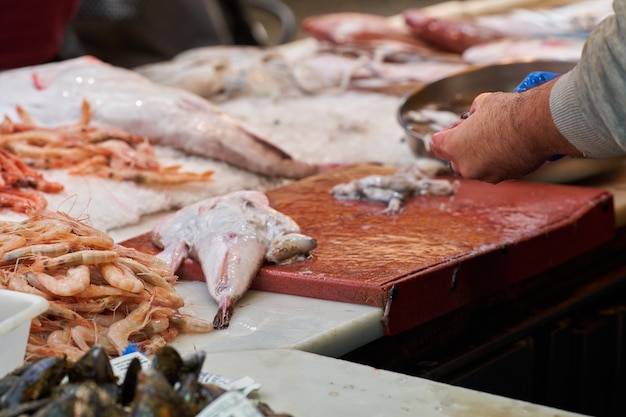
549 0 626 158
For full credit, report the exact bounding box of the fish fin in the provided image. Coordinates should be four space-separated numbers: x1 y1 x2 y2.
266 233 317 264
156 240 189 272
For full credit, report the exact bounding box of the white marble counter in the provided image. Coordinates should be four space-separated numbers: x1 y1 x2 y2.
201 349 589 417
170 283 384 358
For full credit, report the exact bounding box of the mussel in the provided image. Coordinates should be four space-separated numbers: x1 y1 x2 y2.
128 368 192 417
33 381 126 417
150 346 184 387
176 373 226 415
66 345 119 401
0 344 294 417
0 356 67 409
67 345 117 385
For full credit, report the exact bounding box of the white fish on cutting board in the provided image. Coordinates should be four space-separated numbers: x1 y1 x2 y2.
0 56 318 179
152 190 317 329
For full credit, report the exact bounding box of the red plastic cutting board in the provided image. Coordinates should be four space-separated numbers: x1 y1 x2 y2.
122 164 615 335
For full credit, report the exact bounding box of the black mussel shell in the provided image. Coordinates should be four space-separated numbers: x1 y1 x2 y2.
0 398 50 417
118 356 142 407
32 381 126 417
176 373 226 415
0 375 20 398
0 356 67 409
129 368 192 417
151 346 184 387
67 345 116 385
181 350 206 379
51 381 117 406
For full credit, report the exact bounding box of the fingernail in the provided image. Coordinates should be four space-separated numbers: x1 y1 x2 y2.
445 119 464 130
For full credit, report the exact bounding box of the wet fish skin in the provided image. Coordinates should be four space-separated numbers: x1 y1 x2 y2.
0 57 318 179
152 190 317 328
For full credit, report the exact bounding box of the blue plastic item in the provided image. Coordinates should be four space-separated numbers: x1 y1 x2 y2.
122 343 141 355
513 71 560 93
514 71 563 161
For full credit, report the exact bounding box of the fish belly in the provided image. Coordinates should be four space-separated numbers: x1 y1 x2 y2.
197 234 266 329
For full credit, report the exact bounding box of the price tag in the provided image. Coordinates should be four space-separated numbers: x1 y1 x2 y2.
196 390 264 417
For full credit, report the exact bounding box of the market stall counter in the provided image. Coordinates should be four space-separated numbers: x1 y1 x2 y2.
121 163 615 336
115 159 622 357
196 348 590 417
1 0 623 415
111 146 626 417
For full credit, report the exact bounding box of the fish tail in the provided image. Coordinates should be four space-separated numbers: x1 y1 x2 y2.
212 302 234 329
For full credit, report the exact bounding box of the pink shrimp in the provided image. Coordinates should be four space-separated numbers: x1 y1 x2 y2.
100 262 145 293
26 265 91 297
170 313 214 334
106 295 174 355
5 271 51 299
46 300 93 328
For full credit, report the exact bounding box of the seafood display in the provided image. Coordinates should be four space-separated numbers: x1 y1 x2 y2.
332 160 457 214
301 12 429 47
128 2 614 98
462 37 585 64
290 49 467 92
0 56 318 179
403 9 506 54
135 45 298 101
0 148 63 213
403 0 613 53
0 210 213 360
0 100 213 185
134 12 471 98
152 190 317 329
135 40 467 98
472 0 612 38
0 2 610 397
0 345 292 417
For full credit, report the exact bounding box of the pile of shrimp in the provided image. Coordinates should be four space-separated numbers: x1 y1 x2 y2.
0 99 213 185
0 148 63 212
0 210 213 361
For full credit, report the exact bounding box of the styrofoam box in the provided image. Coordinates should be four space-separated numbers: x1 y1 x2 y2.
0 289 49 377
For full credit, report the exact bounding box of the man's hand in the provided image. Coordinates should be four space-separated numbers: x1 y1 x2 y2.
430 80 582 183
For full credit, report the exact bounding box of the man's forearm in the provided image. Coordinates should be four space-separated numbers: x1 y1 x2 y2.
550 0 626 158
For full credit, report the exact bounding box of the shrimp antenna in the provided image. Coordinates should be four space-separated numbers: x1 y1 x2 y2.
54 193 93 224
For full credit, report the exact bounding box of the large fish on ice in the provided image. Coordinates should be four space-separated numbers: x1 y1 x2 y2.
0 56 318 179
152 190 317 329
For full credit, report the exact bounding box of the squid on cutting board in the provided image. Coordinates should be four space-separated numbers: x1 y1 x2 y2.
152 190 317 329
332 160 457 214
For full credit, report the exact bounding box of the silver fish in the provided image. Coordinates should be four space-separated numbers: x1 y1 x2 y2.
0 56 318 179
135 45 295 101
152 190 317 329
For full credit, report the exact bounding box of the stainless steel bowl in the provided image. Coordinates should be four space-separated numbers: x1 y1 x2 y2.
397 59 625 183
